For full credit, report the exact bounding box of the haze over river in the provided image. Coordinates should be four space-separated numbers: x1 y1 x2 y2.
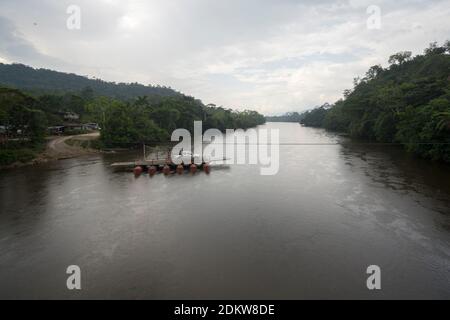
0 122 449 299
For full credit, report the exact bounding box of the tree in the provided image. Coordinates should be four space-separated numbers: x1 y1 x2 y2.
388 51 412 65
0 63 182 101
365 65 383 81
81 86 94 102
300 105 329 127
445 40 450 54
135 96 150 107
85 96 116 128
27 109 47 143
301 41 450 162
396 97 450 161
424 42 446 55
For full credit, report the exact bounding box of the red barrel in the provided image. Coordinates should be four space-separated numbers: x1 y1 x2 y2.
133 166 143 176
148 166 157 176
176 164 184 175
203 163 211 174
190 164 197 174
163 165 171 175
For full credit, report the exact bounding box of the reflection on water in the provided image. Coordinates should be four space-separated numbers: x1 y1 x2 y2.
0 122 449 299
341 142 450 211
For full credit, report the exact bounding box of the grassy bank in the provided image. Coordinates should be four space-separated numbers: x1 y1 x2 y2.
0 142 45 167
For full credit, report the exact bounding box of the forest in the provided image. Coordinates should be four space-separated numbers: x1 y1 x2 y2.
300 41 450 162
0 63 181 100
0 67 265 166
266 112 304 123
91 97 265 146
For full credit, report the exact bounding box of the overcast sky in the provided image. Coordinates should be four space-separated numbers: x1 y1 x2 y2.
0 0 449 115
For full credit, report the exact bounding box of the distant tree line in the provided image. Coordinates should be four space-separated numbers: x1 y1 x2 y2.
0 63 182 100
91 97 266 147
266 112 304 123
300 41 450 162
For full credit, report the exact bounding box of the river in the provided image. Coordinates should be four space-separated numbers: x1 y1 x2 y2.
0 122 449 299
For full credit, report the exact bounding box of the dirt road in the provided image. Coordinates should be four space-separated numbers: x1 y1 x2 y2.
45 132 100 160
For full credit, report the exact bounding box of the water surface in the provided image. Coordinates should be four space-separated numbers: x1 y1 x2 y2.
0 123 449 299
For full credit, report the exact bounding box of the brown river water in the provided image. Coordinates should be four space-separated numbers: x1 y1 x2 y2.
0 122 449 299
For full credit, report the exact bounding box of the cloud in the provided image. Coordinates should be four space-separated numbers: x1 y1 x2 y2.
0 15 71 69
0 0 449 114
0 16 45 63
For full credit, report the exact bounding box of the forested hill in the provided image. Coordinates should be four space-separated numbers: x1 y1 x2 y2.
0 63 182 99
300 41 450 162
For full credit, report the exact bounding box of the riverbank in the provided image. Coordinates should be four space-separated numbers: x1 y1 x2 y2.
0 144 45 169
0 132 101 170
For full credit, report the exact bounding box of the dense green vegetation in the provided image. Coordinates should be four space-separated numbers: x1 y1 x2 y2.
266 112 304 123
0 63 181 100
1 66 265 165
0 87 48 165
0 87 48 142
94 98 265 147
301 42 450 162
0 142 44 166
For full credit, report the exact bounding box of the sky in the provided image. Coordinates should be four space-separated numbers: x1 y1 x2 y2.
0 0 449 115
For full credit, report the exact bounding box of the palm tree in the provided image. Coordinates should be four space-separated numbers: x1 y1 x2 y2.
135 96 149 107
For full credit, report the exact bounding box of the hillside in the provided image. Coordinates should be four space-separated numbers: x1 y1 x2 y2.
300 41 450 162
0 63 182 100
